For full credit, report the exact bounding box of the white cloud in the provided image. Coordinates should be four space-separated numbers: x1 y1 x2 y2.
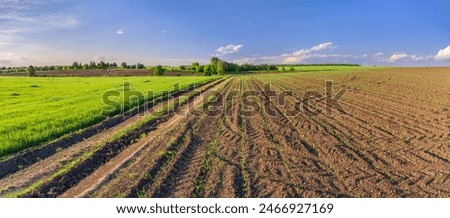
116 28 125 35
161 30 166 34
411 55 433 61
435 46 450 60
0 0 81 50
310 42 335 51
0 0 61 12
0 0 80 32
216 44 244 55
280 42 336 63
232 42 340 64
0 43 82 66
0 0 81 66
388 53 409 62
233 45 443 66
388 53 433 63
0 14 80 36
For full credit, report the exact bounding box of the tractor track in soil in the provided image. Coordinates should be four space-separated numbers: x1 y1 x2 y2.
90 78 234 198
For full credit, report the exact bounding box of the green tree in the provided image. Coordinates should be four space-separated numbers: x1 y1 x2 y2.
198 65 204 73
192 62 200 72
97 61 107 69
281 66 286 71
89 61 97 69
121 62 127 69
137 63 145 69
203 64 212 76
27 65 36 77
82 64 89 70
211 64 217 74
269 65 278 71
289 66 295 71
153 65 165 76
210 57 219 66
210 57 220 74
72 61 80 69
216 61 225 75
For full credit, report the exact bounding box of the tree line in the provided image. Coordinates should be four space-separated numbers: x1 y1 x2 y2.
0 61 148 74
71 61 146 70
1 58 361 77
183 57 278 76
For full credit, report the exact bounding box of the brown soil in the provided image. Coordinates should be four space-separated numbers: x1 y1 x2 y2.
3 67 450 198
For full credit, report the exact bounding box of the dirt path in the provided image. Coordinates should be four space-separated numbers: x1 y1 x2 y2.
61 78 230 197
90 78 235 197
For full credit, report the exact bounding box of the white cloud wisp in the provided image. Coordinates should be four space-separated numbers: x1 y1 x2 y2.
216 44 244 55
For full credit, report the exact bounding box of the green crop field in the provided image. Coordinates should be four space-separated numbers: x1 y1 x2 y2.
0 76 213 158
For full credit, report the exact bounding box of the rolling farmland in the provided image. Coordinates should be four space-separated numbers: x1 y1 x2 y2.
0 67 449 198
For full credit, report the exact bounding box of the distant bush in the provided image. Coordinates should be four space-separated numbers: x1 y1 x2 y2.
137 63 145 69
27 66 36 77
153 65 165 76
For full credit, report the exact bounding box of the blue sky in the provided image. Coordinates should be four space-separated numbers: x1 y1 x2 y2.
1 0 449 67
